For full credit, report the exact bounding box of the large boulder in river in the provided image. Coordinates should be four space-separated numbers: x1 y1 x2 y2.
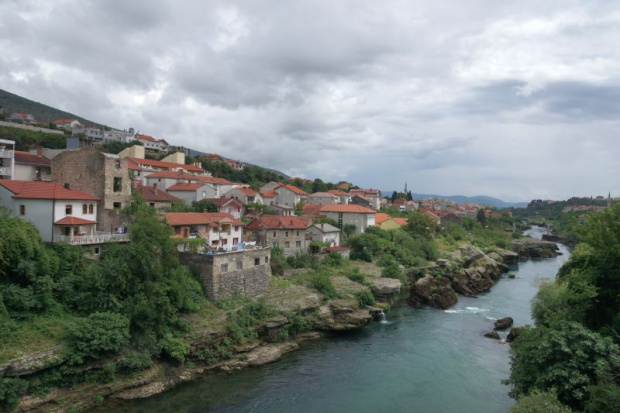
494 317 514 331
409 275 458 310
506 327 522 343
511 238 559 259
315 299 372 331
484 331 500 340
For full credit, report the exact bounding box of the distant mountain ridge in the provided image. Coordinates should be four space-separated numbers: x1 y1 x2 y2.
0 88 102 126
383 191 528 208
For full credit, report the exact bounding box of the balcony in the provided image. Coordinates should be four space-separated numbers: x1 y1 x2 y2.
0 167 11 176
56 232 130 245
0 149 13 158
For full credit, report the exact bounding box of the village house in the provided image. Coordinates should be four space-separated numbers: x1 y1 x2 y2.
301 203 324 219
144 170 201 190
375 213 408 230
245 215 312 256
194 176 238 197
103 129 136 143
202 197 245 219
9 113 36 125
260 189 277 206
163 212 244 251
13 149 51 181
349 188 381 210
51 147 133 233
266 204 295 216
350 194 372 209
274 184 308 209
0 139 15 180
135 185 181 210
307 191 339 205
0 180 129 256
166 182 218 205
327 189 351 204
52 119 81 131
440 213 463 227
319 204 376 235
223 187 262 205
121 145 207 183
307 223 341 252
259 181 283 193
136 134 169 153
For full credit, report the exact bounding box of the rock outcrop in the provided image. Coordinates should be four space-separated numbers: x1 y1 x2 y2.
484 331 500 340
511 238 559 258
315 299 373 331
494 317 514 331
367 277 402 302
506 327 522 343
0 346 65 377
409 275 458 309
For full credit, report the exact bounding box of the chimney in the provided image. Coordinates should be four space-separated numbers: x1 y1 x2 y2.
64 183 70 190
37 146 43 156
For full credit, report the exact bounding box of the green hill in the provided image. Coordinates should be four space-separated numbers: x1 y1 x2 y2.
0 88 101 126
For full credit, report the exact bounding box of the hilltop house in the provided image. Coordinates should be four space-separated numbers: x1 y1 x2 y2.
327 189 351 204
9 113 36 125
53 119 81 131
274 184 308 209
349 189 381 210
375 213 408 230
166 183 217 205
307 192 339 205
307 223 341 252
246 215 312 256
202 197 245 219
319 204 376 235
223 187 262 205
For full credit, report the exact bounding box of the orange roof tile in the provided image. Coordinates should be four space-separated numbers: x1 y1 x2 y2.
375 213 390 224
52 119 77 124
301 204 323 217
145 170 199 180
167 183 206 191
320 204 375 214
14 151 51 166
135 186 181 202
327 189 348 196
393 217 408 226
0 180 99 200
194 176 233 185
163 212 244 227
129 157 204 173
278 184 308 195
260 190 277 197
54 216 97 225
246 216 312 230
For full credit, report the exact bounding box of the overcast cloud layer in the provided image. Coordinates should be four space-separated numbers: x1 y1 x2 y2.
2 0 619 201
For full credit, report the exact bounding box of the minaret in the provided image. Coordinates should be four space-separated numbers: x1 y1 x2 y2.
608 192 612 209
404 181 408 194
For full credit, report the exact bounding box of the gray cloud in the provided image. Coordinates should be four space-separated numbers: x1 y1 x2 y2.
1 0 620 200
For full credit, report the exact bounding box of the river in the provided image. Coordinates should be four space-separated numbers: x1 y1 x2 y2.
100 226 570 413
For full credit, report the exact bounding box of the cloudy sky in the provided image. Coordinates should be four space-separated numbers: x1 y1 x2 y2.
1 0 619 201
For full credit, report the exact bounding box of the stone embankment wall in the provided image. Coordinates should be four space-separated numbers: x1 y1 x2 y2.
179 248 272 301
0 120 65 135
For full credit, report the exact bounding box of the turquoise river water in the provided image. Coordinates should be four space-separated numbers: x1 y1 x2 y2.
100 226 569 413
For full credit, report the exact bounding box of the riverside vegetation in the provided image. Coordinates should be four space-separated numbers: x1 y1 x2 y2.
0 197 568 412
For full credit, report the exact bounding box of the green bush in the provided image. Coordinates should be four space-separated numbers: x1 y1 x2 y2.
346 268 368 286
510 389 573 413
310 272 339 299
322 252 343 267
0 378 28 411
159 334 189 363
66 312 131 365
285 312 313 336
355 291 376 307
270 246 288 275
382 263 404 281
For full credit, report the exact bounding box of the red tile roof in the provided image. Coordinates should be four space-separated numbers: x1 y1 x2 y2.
14 151 51 166
393 217 408 226
278 184 308 195
301 203 324 217
234 187 258 196
202 197 244 208
327 189 348 196
246 215 312 230
260 190 277 197
54 216 97 225
136 186 181 202
167 183 206 191
0 180 99 200
137 134 157 142
375 213 390 224
128 157 204 173
194 176 233 185
145 170 199 180
52 119 77 125
163 212 244 227
320 204 375 214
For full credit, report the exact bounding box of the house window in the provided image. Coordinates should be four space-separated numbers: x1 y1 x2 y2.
233 238 238 245
19 205 25 215
88 204 94 214
273 231 276 237
113 177 122 192
285 231 289 237
222 239 228 245
296 241 301 248
93 247 100 255
284 241 290 248
234 226 239 231
149 202 155 207
296 231 300 236
220 263 228 273
113 202 121 209
82 204 88 214
202 191 206 198
265 256 269 264
236 261 243 270
272 242 278 248
254 258 260 266
338 213 343 229
66 204 72 215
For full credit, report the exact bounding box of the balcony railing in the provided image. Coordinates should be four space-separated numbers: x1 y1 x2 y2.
0 149 13 158
56 233 130 245
0 167 11 176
